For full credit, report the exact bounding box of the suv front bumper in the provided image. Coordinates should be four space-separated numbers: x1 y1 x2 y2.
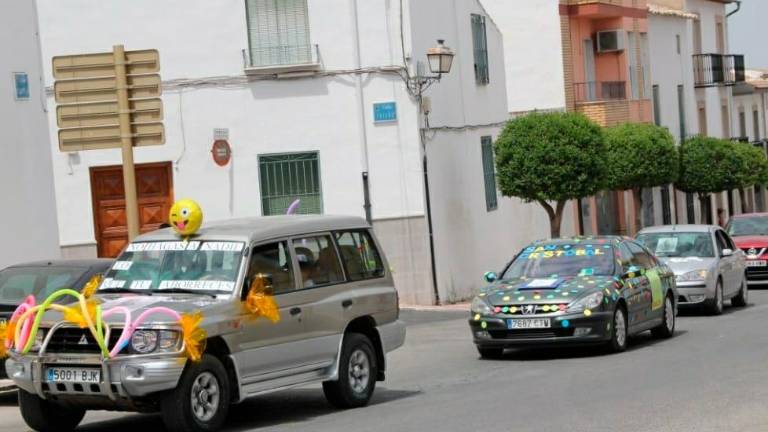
6 353 185 401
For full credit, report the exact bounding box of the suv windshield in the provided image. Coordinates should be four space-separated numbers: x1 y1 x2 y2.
636 232 714 258
502 244 615 279
100 241 245 295
727 216 768 237
0 267 86 304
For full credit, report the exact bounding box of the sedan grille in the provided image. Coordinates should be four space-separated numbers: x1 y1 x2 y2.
489 328 575 339
45 327 125 355
742 247 766 257
746 267 768 281
493 304 567 315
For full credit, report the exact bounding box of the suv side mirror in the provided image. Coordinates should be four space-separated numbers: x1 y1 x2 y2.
722 248 734 257
483 272 497 283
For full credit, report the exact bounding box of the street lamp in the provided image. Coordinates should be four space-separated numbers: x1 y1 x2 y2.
408 39 455 306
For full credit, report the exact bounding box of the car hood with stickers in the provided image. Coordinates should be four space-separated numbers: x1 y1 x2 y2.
658 257 717 276
480 275 620 308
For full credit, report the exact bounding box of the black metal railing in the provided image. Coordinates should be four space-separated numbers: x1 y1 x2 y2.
574 81 627 102
693 54 745 87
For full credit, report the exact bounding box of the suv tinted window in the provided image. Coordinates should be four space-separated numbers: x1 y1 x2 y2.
293 235 344 288
334 231 385 281
248 242 295 294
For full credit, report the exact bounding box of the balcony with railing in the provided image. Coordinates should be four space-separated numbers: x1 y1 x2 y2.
242 44 321 75
693 54 745 88
574 81 627 102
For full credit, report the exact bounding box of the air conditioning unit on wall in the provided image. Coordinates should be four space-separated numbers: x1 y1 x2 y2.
597 30 625 53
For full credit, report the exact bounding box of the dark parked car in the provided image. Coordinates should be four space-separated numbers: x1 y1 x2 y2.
0 260 112 377
469 237 677 358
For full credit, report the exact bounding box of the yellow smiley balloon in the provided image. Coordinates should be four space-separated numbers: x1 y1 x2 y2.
169 199 203 236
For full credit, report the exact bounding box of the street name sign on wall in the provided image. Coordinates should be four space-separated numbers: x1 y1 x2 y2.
52 46 164 240
373 101 397 123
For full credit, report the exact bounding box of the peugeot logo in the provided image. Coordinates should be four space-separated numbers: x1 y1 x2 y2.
522 305 537 315
748 248 758 257
78 335 89 345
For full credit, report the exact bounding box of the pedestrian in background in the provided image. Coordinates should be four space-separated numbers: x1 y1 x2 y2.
717 208 726 227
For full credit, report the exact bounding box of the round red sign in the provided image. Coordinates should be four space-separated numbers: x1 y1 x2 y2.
211 140 231 167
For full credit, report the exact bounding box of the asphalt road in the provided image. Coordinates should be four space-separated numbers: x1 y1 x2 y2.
2 292 768 432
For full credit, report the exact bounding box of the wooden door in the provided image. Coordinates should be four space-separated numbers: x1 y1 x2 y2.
90 162 174 257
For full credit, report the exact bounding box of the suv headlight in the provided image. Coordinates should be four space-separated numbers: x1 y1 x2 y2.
567 292 604 313
130 329 181 354
677 269 708 282
471 297 492 315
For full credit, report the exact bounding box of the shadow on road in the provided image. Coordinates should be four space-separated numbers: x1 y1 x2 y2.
77 387 420 432
678 303 750 317
480 330 689 361
0 391 17 406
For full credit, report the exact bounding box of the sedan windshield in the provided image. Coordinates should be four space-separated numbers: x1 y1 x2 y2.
727 217 768 237
100 241 245 295
0 267 86 304
502 244 615 279
635 232 714 258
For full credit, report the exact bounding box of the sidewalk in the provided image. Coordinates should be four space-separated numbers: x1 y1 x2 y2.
400 302 469 311
0 379 14 393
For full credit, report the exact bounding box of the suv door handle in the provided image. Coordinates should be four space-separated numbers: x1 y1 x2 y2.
342 299 354 309
289 307 302 316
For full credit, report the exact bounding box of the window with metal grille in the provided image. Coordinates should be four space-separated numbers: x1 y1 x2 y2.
259 152 322 216
481 136 497 211
471 14 489 85
245 0 311 67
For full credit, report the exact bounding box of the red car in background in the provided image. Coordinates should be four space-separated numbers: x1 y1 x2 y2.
726 213 768 286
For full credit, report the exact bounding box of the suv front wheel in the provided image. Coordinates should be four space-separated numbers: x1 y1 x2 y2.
18 389 85 432
323 332 377 408
161 354 230 432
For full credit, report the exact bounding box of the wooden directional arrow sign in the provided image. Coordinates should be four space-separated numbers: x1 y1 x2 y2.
53 48 164 152
52 46 164 241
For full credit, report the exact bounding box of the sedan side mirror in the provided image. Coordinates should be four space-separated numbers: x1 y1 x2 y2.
621 265 644 280
483 272 497 283
722 248 734 257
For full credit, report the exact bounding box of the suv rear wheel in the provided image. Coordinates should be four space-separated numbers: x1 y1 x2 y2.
323 332 377 408
18 389 85 432
161 354 230 432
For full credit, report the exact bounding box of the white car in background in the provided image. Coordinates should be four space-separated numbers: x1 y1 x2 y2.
636 225 747 315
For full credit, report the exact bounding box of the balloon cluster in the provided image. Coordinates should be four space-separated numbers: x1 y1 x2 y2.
0 275 207 362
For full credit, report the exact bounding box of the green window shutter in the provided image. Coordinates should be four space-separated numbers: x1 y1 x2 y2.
471 14 489 85
481 136 497 211
259 152 323 216
246 0 311 66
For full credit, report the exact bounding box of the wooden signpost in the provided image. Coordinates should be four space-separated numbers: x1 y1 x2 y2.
52 46 164 240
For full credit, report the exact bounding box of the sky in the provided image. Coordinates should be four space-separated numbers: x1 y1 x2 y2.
728 1 768 68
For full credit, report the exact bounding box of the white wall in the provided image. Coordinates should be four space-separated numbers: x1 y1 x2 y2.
479 0 566 113
0 0 61 268
409 0 573 302
648 14 699 141
36 0 425 249
732 89 765 141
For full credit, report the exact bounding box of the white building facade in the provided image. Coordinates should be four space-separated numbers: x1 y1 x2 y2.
36 0 549 304
0 0 61 269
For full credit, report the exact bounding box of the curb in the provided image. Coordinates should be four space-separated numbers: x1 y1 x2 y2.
400 303 469 311
0 379 15 393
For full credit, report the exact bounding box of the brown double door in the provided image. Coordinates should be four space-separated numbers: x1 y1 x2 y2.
90 162 174 258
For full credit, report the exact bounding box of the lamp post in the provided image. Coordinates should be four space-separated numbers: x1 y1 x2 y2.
408 39 455 305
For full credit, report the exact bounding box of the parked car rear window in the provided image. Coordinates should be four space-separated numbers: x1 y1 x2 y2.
0 267 86 303
502 243 615 279
636 232 714 258
334 231 385 281
293 235 344 288
727 216 768 236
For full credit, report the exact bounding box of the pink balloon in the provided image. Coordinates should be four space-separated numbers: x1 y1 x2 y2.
286 199 301 215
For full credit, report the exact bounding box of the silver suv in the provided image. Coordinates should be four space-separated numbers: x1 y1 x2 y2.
7 215 405 432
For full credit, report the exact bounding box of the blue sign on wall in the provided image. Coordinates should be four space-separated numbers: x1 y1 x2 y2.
14 72 30 100
373 102 397 123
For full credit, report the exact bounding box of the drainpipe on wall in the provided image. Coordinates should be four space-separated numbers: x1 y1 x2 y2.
351 0 373 223
726 1 742 18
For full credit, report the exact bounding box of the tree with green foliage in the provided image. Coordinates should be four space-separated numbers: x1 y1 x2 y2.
731 142 768 213
495 112 607 238
677 136 734 222
604 123 678 231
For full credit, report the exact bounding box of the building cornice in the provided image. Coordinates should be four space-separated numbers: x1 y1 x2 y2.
647 3 699 19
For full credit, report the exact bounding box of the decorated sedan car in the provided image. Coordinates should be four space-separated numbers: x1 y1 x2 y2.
469 237 677 358
726 213 768 286
636 225 747 314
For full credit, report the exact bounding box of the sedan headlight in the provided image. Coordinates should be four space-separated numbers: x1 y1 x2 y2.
567 292 604 313
677 269 708 283
471 297 492 315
